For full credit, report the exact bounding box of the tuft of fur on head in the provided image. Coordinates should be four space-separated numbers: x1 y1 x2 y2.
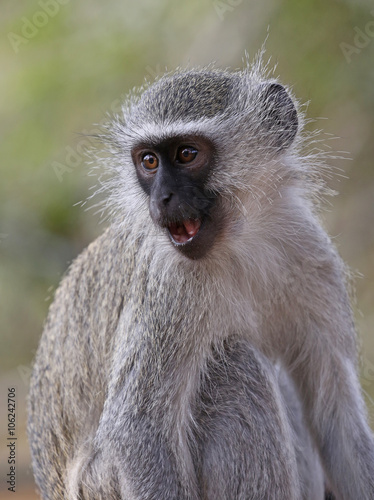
87 50 342 285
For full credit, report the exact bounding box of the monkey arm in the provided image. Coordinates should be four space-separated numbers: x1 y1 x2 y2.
197 340 303 500
290 330 374 500
280 241 374 500
28 228 136 499
92 313 201 500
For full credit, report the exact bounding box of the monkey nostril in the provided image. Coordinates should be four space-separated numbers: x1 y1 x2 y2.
161 192 173 206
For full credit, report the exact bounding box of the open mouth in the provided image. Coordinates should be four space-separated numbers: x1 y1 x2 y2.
168 219 202 245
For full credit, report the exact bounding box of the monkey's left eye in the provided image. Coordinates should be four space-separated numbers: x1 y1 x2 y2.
176 146 198 164
141 153 159 171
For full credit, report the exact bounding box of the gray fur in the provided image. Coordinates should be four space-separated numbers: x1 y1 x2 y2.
28 61 374 500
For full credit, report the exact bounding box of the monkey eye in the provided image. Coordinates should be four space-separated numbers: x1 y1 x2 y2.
176 146 198 164
141 152 159 171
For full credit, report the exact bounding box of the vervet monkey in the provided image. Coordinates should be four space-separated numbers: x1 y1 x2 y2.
28 60 374 500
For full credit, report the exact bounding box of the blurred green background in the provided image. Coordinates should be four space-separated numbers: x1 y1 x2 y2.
1 0 374 497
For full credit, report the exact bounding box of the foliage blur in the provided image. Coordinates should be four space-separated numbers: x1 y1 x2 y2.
0 0 373 496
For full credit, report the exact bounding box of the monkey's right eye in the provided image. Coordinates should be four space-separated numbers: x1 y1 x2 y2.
141 153 159 171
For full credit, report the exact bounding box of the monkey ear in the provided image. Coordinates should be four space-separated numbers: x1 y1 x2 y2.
258 83 298 150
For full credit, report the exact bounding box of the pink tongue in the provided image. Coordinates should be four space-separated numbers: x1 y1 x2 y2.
170 219 201 243
184 219 201 237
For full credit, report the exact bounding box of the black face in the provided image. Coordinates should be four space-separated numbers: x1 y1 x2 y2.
131 135 219 259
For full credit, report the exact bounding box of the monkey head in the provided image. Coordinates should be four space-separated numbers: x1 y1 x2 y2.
103 69 299 260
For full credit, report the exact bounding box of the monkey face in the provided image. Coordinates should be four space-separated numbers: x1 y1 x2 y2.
131 135 220 259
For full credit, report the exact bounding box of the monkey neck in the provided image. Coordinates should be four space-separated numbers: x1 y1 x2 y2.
119 238 261 375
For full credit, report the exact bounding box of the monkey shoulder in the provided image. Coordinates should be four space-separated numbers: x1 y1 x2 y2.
52 226 136 318
34 226 139 377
